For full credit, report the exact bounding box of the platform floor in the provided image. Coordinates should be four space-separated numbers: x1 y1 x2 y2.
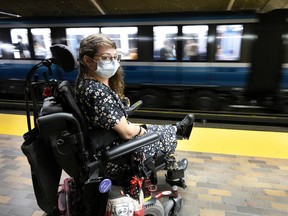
0 113 288 215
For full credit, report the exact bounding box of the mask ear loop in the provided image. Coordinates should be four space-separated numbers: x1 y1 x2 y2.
80 49 96 64
87 56 100 71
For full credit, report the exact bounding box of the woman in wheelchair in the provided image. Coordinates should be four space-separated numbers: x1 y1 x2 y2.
75 34 194 181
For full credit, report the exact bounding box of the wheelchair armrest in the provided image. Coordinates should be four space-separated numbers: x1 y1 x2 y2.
38 112 82 133
103 132 160 161
125 100 142 116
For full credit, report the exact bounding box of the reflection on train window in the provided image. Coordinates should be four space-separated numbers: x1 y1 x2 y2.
101 27 138 60
10 29 31 59
182 25 208 61
0 31 15 59
153 26 177 61
31 28 52 59
215 25 243 61
66 28 100 58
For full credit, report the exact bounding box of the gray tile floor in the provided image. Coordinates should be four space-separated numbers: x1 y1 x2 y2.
0 134 288 216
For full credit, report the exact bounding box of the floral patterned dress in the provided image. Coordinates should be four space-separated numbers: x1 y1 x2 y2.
75 78 177 173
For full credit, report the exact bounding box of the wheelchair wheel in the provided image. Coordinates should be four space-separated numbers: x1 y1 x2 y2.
144 200 165 216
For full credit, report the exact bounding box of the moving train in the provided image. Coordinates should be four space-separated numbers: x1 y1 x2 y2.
1 9 288 113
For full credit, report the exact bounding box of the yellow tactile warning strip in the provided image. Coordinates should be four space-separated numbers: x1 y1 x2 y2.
177 127 288 159
1 113 288 159
0 114 33 136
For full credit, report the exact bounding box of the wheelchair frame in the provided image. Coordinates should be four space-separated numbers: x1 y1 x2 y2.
22 44 186 216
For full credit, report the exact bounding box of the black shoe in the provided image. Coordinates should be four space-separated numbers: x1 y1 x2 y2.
176 114 195 139
177 158 188 171
165 176 187 188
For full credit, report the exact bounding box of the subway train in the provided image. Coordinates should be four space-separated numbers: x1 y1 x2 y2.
0 9 288 113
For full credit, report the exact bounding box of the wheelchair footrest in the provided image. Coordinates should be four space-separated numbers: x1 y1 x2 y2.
165 169 187 188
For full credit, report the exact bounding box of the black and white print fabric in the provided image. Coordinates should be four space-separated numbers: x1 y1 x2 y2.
76 79 177 173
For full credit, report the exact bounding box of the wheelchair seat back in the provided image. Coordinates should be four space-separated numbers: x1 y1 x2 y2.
38 111 88 179
57 80 88 133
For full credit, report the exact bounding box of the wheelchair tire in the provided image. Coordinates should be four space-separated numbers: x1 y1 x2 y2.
144 200 165 216
163 199 175 216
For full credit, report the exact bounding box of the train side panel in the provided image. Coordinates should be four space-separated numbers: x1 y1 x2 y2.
1 10 288 112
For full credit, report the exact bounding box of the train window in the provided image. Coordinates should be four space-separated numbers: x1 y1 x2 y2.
101 27 138 60
10 29 31 59
66 28 100 58
31 28 52 59
182 25 208 61
215 25 243 61
153 26 177 61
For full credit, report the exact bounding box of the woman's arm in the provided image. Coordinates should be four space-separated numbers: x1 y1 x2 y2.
113 116 146 140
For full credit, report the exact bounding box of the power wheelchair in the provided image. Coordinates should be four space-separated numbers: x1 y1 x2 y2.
21 44 190 216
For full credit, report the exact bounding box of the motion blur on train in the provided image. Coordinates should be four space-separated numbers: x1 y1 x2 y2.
1 9 288 113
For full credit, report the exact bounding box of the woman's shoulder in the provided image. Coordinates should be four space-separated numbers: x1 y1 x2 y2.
79 79 103 89
79 79 112 96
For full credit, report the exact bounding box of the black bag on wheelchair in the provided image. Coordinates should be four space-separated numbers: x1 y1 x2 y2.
21 128 62 214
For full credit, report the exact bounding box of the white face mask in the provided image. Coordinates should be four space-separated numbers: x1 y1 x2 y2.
95 59 120 79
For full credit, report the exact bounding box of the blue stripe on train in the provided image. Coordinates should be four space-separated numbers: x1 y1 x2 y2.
0 62 251 88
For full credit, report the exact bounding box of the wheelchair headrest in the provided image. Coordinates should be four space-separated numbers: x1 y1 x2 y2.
50 44 77 72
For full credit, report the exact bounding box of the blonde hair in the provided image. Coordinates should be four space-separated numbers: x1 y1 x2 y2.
77 34 125 98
